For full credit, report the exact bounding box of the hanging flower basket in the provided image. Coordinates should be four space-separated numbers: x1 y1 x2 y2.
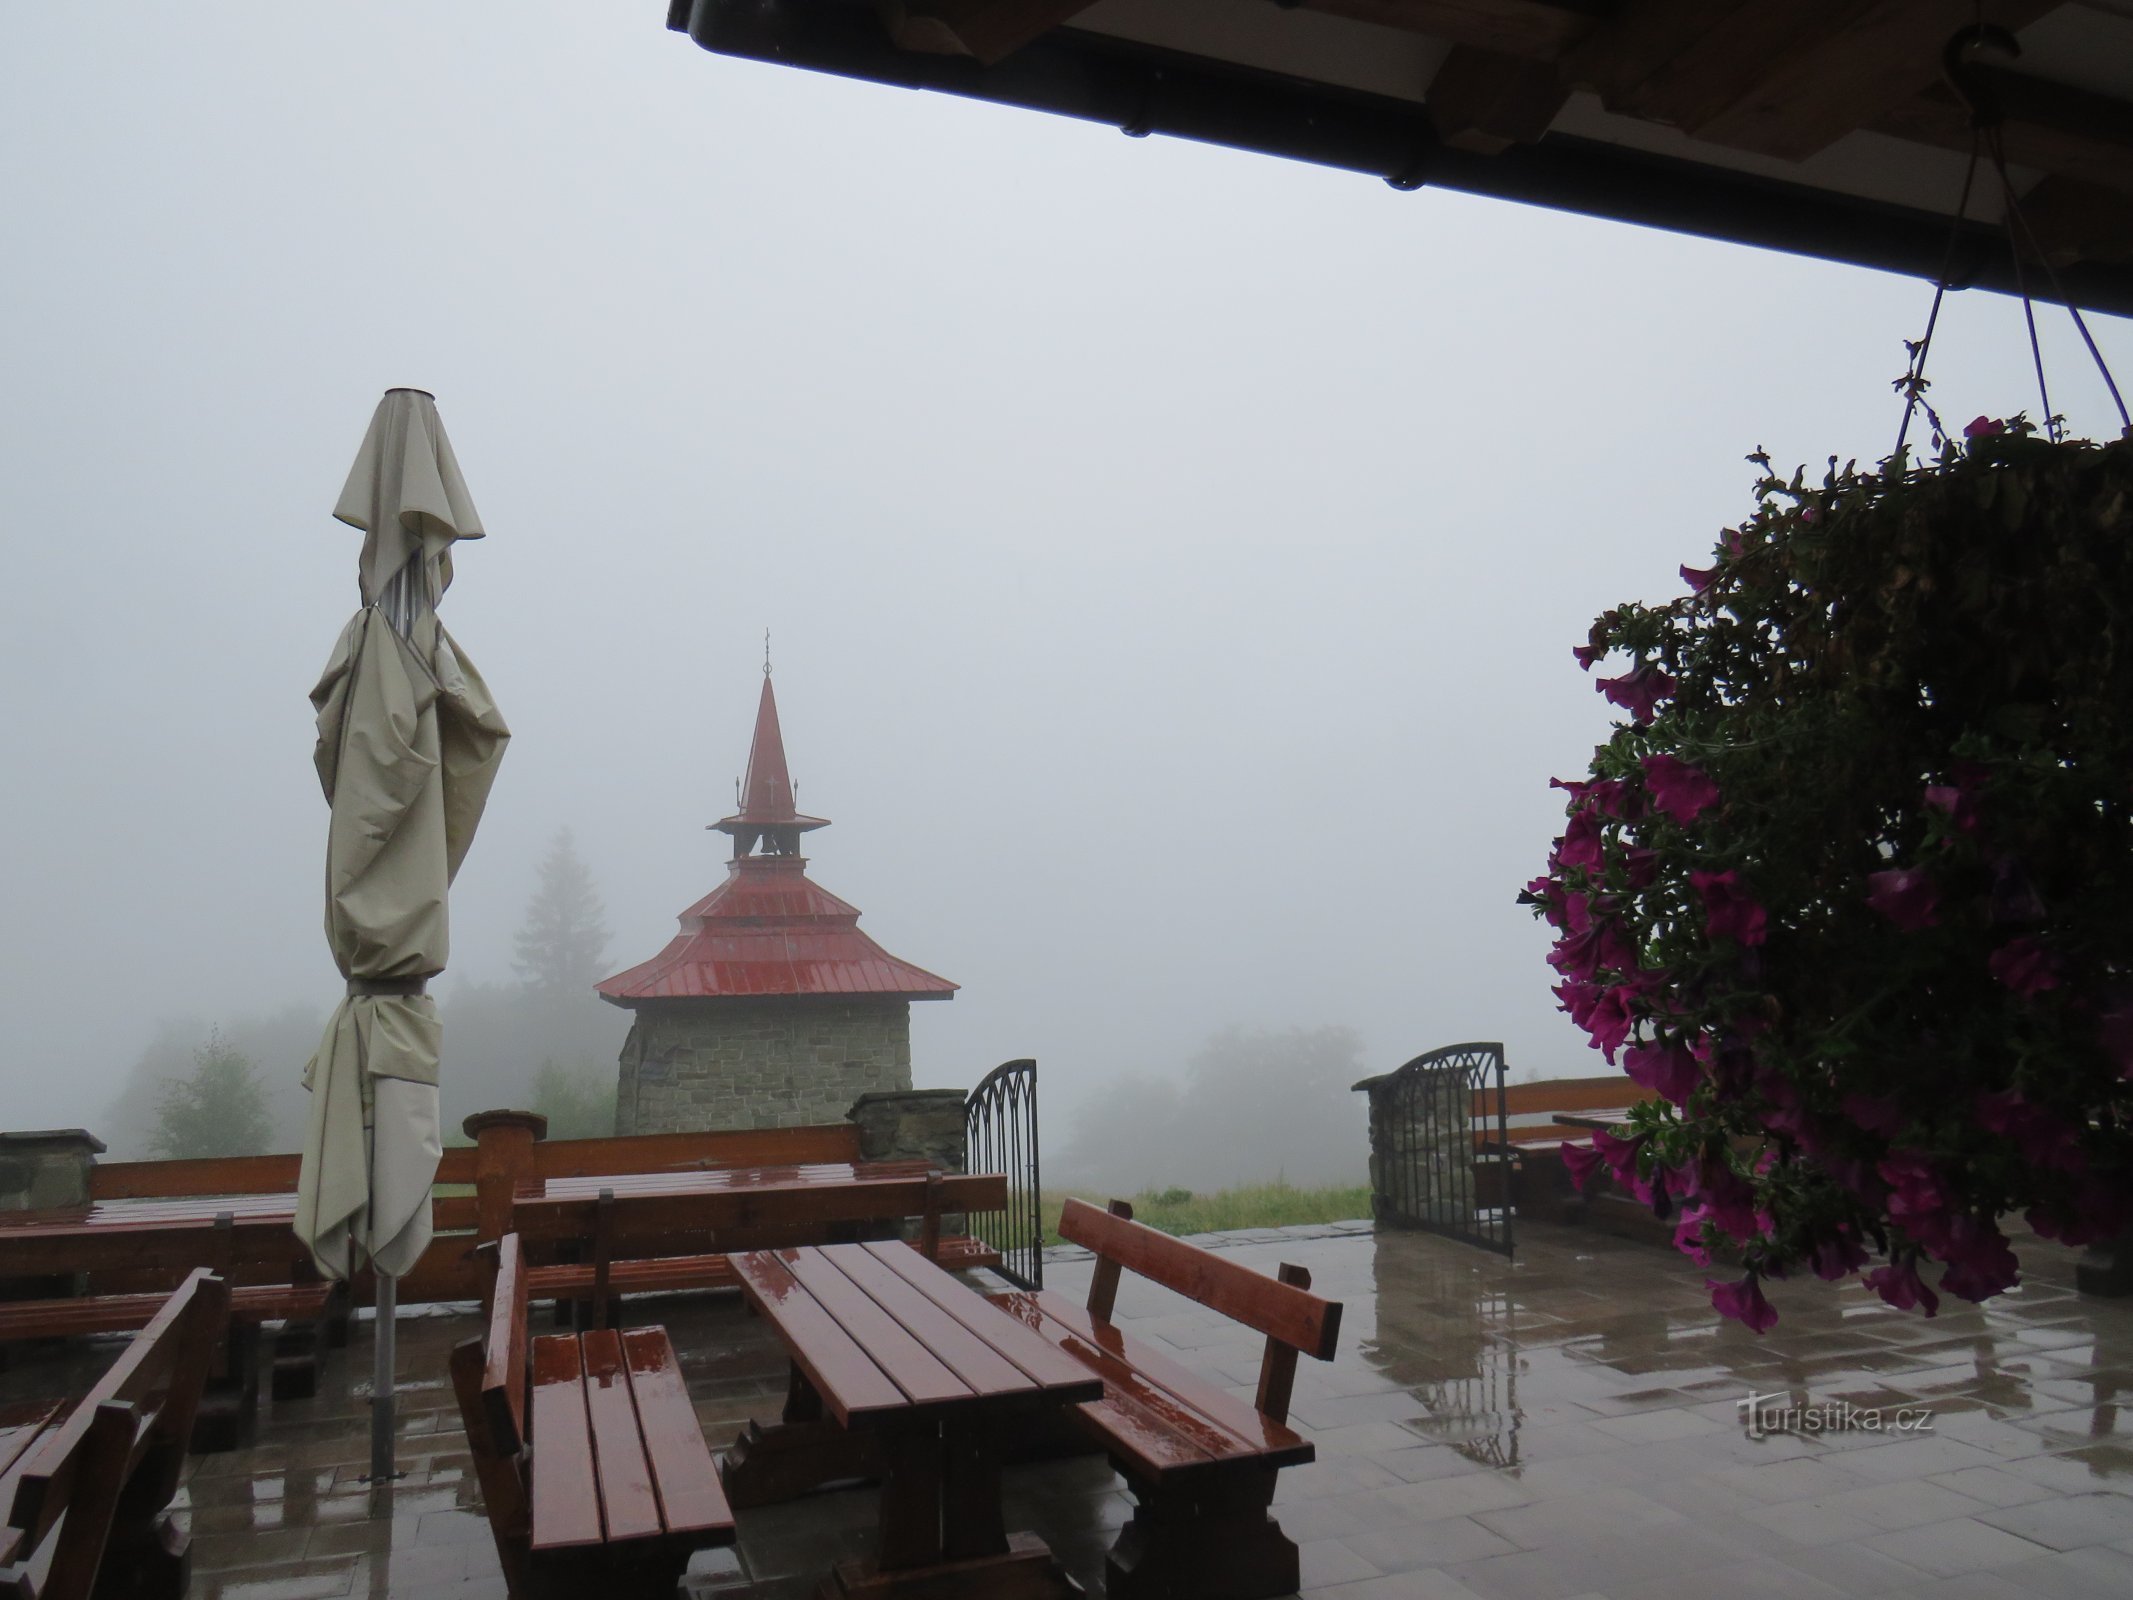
1527 419 2133 1329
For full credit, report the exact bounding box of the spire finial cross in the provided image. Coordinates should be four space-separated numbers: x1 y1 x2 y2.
764 628 772 678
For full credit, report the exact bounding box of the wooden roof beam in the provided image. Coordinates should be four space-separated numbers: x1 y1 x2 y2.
1873 70 2133 200
1299 0 1603 59
1565 0 2065 162
876 0 1099 64
1427 45 1572 152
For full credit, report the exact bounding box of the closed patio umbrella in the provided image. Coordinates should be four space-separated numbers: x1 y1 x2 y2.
295 388 508 1484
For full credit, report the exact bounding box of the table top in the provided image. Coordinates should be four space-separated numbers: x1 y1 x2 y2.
732 1243 1103 1429
529 1159 937 1201
0 1190 296 1238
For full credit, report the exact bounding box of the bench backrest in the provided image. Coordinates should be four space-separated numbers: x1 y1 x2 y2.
1058 1198 1342 1425
450 1233 533 1595
2 1269 227 1600
512 1169 1006 1249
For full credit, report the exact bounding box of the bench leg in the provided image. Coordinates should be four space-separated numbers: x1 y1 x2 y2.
191 1323 262 1453
1107 1465 1298 1600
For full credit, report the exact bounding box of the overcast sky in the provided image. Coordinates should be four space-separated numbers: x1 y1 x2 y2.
4 3 2129 1142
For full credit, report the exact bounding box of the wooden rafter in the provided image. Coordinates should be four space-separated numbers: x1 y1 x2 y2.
875 0 1099 64
1565 0 2065 162
1875 71 2133 200
1300 0 1601 59
1427 45 1571 152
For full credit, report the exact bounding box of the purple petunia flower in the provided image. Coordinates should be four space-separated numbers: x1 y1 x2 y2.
1572 642 1605 672
1672 1204 1712 1265
1935 1214 2021 1302
1976 1091 2084 1173
1708 1271 1779 1333
1691 869 1768 946
1582 987 1638 1061
1560 1140 1606 1193
1556 810 1605 872
1548 920 1637 983
1679 563 1718 593
1621 1038 1701 1106
1879 1152 1948 1226
1865 867 1939 931
1964 415 2007 440
1598 662 1678 724
1866 1257 1940 1316
1989 937 2060 998
1808 1229 1870 1282
1641 754 1720 824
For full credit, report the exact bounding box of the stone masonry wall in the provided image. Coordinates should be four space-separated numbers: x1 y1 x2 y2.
616 997 913 1134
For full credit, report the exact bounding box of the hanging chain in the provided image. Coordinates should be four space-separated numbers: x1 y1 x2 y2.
1898 23 2131 455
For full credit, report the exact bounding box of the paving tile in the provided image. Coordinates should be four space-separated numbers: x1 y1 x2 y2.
1977 1490 2133 1551
1862 1517 2055 1576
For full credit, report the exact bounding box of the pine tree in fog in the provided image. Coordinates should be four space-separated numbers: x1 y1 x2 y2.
149 1031 274 1159
513 828 610 996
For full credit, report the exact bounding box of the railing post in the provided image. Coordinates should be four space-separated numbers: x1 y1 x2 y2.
461 1110 548 1244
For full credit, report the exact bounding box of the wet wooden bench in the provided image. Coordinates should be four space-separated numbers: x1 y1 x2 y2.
451 1234 735 1599
0 1269 228 1600
990 1198 1342 1600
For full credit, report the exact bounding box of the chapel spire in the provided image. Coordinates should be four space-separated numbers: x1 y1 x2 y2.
712 664 828 858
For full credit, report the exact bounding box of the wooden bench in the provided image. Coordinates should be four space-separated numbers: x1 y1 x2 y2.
450 1234 735 1599
0 1270 228 1600
989 1198 1342 1600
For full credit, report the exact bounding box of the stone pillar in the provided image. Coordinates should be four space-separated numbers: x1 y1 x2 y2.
462 1110 549 1244
845 1089 969 1172
0 1130 106 1213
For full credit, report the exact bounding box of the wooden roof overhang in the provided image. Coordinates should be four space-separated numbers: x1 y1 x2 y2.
666 0 2133 315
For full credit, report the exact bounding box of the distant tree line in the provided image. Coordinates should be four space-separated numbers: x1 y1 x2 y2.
109 828 626 1158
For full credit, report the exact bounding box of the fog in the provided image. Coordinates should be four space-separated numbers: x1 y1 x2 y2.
3 6 2128 1183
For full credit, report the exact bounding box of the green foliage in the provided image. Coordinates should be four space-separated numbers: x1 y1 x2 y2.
1153 1187 1194 1206
530 1058 616 1141
513 828 610 996
1532 421 2133 1328
150 1031 274 1160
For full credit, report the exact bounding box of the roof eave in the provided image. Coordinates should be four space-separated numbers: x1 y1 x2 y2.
668 0 2133 318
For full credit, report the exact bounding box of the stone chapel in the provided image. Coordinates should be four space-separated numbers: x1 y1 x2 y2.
596 669 957 1133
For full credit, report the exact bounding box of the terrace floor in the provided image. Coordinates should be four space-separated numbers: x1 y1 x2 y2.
6 1218 2129 1599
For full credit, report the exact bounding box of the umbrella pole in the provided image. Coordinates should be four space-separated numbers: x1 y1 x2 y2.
369 1271 397 1486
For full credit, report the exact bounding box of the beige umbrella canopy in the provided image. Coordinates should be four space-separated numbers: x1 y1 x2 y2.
296 389 508 1284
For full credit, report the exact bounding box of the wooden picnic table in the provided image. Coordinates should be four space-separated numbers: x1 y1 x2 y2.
724 1241 1103 1600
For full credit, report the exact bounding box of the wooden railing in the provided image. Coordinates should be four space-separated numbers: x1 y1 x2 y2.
79 1114 874 1304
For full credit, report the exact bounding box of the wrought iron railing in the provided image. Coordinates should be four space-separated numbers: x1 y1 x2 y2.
1362 1041 1513 1256
964 1058 1042 1291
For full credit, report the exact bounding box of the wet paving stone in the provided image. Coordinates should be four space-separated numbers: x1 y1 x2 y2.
3 1217 2127 1595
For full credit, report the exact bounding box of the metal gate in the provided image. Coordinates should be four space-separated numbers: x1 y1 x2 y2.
965 1057 1042 1290
1366 1041 1512 1256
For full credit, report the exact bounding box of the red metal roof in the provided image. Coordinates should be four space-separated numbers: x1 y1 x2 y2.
596 855 958 1004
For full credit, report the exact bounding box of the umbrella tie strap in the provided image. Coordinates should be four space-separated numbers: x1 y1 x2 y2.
347 977 429 997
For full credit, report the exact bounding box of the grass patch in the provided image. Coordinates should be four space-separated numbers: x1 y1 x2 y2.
1034 1181 1371 1246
